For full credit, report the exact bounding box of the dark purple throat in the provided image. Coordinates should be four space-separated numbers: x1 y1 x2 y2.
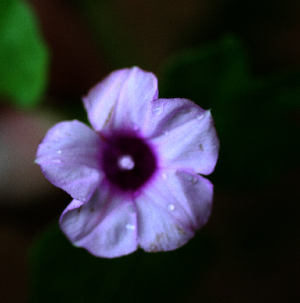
100 133 157 192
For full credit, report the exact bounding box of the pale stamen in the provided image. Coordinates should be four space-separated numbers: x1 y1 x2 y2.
117 155 135 170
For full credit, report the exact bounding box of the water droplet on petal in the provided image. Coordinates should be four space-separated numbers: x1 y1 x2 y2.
126 224 135 230
52 159 61 164
153 107 162 115
187 174 198 184
179 108 191 115
133 124 139 131
57 150 62 154
167 204 175 211
196 114 204 120
150 244 158 252
162 173 167 180
191 176 198 184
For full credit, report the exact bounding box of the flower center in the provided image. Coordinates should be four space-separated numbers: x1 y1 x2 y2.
117 155 135 170
101 133 157 191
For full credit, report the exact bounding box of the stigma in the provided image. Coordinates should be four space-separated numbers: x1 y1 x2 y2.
118 155 135 170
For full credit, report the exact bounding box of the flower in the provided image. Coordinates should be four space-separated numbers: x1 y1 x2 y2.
36 67 219 258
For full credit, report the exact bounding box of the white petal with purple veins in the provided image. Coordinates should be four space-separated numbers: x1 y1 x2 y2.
135 169 213 252
113 67 158 129
142 98 204 137
151 107 219 175
36 120 102 202
83 69 131 131
83 67 158 132
60 181 138 258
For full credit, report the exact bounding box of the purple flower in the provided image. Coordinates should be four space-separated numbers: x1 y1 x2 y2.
36 67 219 258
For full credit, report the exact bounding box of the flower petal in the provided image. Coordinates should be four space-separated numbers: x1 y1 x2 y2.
59 182 138 258
83 69 131 131
113 67 158 129
83 67 158 131
135 169 213 252
142 98 203 137
147 99 219 175
35 120 102 202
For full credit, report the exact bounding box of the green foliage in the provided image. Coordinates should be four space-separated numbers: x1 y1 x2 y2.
0 0 48 108
29 223 214 303
159 34 300 189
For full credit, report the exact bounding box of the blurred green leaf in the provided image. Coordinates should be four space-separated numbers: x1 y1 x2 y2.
0 0 48 108
29 222 215 303
159 34 300 189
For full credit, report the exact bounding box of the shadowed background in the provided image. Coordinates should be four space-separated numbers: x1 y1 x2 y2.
0 0 299 302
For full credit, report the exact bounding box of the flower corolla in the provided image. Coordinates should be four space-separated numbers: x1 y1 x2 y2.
36 67 219 258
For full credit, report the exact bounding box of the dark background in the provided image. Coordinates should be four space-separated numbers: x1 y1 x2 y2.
0 0 299 302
